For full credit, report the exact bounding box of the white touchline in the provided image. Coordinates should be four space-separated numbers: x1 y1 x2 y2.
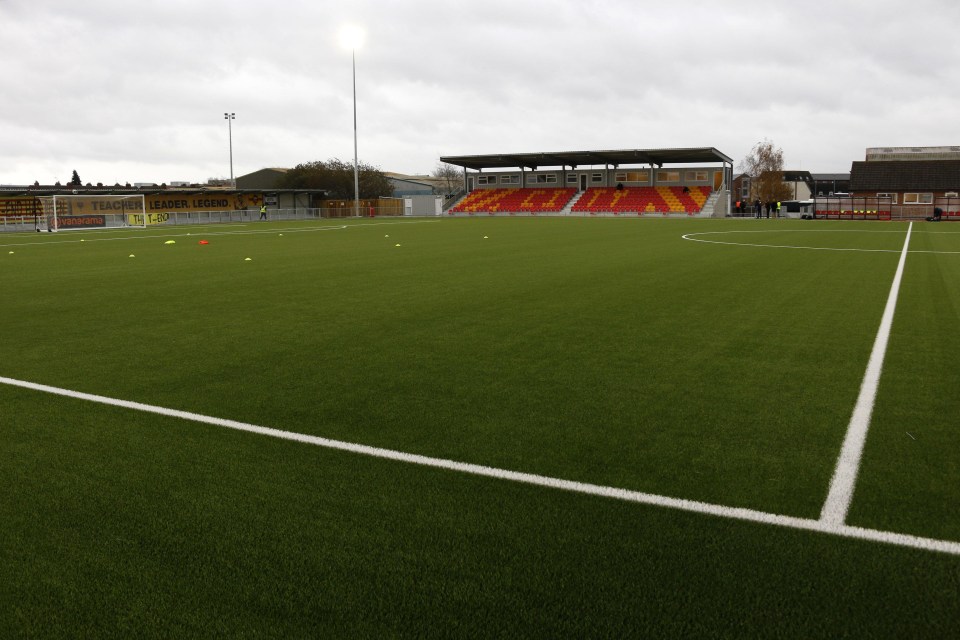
3 372 959 556
820 222 914 526
0 224 348 248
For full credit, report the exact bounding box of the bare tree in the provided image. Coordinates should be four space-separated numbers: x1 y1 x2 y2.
432 162 464 196
739 139 793 204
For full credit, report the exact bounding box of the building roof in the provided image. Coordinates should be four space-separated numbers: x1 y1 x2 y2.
866 146 960 162
783 170 812 182
440 147 732 171
0 185 326 197
849 160 960 191
810 173 850 181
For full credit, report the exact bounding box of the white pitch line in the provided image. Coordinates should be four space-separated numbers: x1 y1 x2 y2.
0 224 348 248
820 222 914 526
0 219 440 249
2 371 958 556
681 227 960 254
681 229 902 253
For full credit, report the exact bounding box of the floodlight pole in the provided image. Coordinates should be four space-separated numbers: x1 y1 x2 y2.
224 112 236 188
352 49 360 218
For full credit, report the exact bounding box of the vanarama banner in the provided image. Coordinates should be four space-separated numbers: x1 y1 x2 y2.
57 215 107 229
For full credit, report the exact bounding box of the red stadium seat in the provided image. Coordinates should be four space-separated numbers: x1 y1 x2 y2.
452 188 577 214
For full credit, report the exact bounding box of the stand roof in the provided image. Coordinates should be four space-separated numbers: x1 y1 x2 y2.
440 147 732 171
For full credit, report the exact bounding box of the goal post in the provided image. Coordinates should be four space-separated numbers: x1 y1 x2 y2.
36 194 146 232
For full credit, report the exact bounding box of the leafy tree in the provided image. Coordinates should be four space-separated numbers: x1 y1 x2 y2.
431 162 464 196
739 139 793 204
70 170 82 186
278 158 393 199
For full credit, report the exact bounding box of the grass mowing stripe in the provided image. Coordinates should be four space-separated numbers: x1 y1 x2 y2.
3 372 959 556
821 222 914 525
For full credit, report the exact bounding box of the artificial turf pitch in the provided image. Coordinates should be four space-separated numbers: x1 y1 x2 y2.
1 217 958 637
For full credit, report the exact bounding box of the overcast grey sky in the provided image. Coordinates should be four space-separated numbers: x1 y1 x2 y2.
2 0 958 185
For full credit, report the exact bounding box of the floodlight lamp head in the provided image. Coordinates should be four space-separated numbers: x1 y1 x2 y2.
339 25 366 51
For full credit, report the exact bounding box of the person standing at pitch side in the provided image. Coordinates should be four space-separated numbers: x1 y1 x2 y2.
259 203 267 220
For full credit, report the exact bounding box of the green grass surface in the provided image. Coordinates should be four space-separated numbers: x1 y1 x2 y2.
2 218 959 637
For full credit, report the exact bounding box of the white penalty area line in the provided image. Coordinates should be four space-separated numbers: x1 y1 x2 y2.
2 370 958 556
820 222 913 526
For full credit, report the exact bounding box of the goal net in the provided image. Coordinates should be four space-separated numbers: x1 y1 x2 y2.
36 194 147 232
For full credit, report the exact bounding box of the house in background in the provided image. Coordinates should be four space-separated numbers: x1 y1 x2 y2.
850 146 960 218
733 170 850 203
811 173 850 196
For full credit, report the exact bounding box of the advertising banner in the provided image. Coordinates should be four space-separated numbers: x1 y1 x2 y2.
57 215 107 229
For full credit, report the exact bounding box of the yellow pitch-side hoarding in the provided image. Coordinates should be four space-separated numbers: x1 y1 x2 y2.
143 193 262 213
0 193 264 221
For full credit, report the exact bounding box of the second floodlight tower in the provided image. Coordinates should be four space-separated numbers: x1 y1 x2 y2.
340 25 366 218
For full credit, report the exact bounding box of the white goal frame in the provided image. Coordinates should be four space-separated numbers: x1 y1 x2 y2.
37 194 147 232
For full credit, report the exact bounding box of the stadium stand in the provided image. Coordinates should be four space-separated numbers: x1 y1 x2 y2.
571 186 712 214
450 188 577 214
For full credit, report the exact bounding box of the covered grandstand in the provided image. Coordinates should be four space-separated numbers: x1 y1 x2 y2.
440 147 733 216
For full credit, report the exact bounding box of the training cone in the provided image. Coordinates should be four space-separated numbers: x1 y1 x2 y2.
128 254 135 258
8 251 14 254
395 243 401 247
385 234 389 238
244 257 252 261
164 240 176 245
199 240 209 245
484 236 488 239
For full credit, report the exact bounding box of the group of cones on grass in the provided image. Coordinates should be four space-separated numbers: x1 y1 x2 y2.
127 238 251 260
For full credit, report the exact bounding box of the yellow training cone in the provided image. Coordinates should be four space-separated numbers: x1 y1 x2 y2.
164 240 176 245
128 254 135 258
244 257 252 261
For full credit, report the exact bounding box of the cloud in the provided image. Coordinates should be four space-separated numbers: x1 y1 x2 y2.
2 0 959 184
